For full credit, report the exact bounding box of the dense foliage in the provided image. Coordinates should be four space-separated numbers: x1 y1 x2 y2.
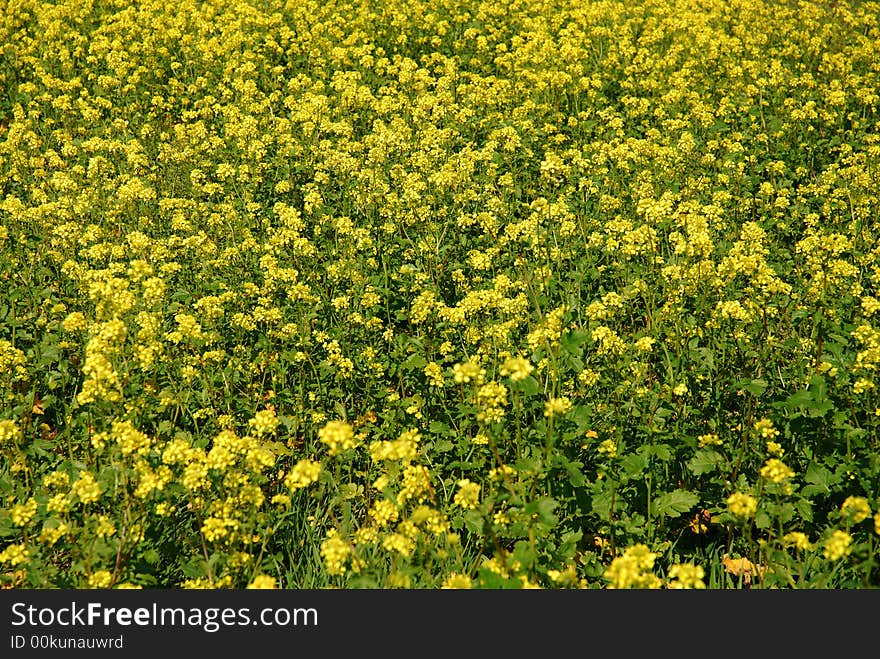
1 0 879 588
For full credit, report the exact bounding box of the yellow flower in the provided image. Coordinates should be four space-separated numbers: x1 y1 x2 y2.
0 419 20 444
667 564 706 589
284 459 322 490
452 360 485 384
201 517 230 542
382 532 415 557
544 396 572 417
477 381 508 423
249 408 280 436
726 492 757 519
547 566 579 587
760 458 794 483
604 544 661 589
62 312 89 332
71 471 103 505
453 479 481 510
369 429 420 462
423 361 444 387
387 572 411 588
318 420 357 455
441 573 473 589
247 575 278 589
38 522 69 546
840 496 871 523
500 355 534 382
472 433 489 446
320 530 351 576
88 570 113 589
111 419 151 456
271 494 292 507
634 336 655 352
369 500 399 528
697 432 722 447
783 532 812 551
753 418 780 439
0 543 30 566
597 439 617 458
9 498 38 526
42 470 70 489
93 515 117 539
823 530 852 561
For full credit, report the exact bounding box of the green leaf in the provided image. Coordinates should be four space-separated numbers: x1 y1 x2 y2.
804 462 834 494
794 499 813 523
525 497 559 527
428 421 454 436
743 378 768 397
432 439 454 453
639 444 672 461
560 329 590 355
591 489 618 521
571 405 592 429
652 489 699 519
621 453 648 477
477 569 510 589
338 483 361 500
687 449 720 476
754 510 772 529
517 375 541 396
463 509 484 534
559 530 583 559
775 376 834 417
401 353 426 372
142 548 161 565
513 540 537 569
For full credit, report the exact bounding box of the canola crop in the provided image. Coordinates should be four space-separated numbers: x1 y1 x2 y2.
1 0 879 589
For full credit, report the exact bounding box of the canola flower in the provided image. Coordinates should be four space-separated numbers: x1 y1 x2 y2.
604 545 662 589
544 396 573 418
70 472 103 505
441 573 473 589
753 418 780 440
284 459 322 490
1 0 879 591
666 564 706 590
0 544 30 567
783 533 812 551
246 575 278 589
823 531 853 561
727 493 758 520
840 497 872 524
320 530 352 576
318 421 358 456
9 498 38 527
453 479 481 510
760 459 795 484
0 420 20 445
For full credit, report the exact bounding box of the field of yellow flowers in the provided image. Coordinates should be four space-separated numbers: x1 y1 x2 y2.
1 0 879 589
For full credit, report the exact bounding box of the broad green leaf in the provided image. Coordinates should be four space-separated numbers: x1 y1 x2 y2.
687 449 720 476
565 461 587 487
517 375 541 396
652 489 699 518
804 462 834 493
639 444 672 461
755 510 772 529
463 509 484 534
621 453 648 477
